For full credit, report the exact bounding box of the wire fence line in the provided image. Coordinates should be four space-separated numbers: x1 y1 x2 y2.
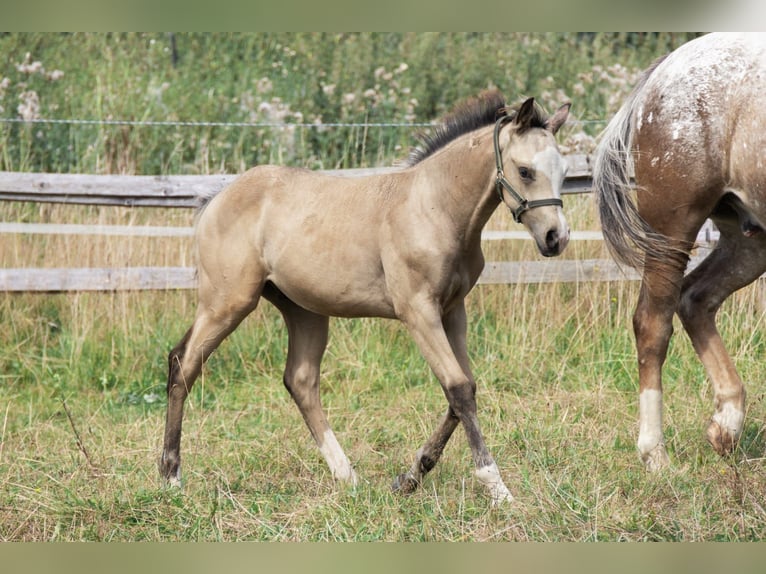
0 117 606 130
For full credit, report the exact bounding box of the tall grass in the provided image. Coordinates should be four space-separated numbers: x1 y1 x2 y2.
2 33 765 541
2 252 764 541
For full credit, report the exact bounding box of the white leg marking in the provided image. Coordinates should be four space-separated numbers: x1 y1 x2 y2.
712 401 745 440
475 462 514 506
318 429 358 486
637 389 669 471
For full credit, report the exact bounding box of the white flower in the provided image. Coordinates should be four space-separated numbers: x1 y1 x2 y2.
17 90 40 121
255 77 273 94
16 53 44 75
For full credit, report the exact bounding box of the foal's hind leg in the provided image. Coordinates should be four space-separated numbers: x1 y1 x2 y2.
264 286 357 485
160 271 263 486
678 220 766 456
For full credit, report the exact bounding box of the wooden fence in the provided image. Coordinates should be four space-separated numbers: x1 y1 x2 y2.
0 155 717 292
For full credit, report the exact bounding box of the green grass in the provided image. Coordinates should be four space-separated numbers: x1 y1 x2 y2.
2 279 765 541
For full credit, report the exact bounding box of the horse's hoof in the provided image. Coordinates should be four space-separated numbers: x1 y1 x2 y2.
474 463 514 506
334 467 359 487
641 443 670 472
159 456 183 488
706 420 737 456
391 471 419 495
488 485 514 507
166 475 183 489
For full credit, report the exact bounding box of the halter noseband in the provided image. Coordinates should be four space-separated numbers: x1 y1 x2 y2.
493 115 563 223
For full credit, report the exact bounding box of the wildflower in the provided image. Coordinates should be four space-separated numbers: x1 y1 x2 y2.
16 53 44 75
17 90 40 121
342 92 356 105
255 77 273 94
321 83 336 96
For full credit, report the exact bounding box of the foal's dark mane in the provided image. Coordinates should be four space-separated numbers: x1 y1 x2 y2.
405 89 549 167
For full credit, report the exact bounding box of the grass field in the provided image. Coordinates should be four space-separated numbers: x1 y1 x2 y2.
2 196 765 541
1 33 765 541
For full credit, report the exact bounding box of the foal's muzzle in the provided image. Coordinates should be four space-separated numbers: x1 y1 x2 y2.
539 226 570 257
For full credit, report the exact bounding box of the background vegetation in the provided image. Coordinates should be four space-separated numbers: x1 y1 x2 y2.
1 32 699 173
2 32 765 541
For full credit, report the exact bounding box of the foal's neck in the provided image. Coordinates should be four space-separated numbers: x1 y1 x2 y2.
438 126 502 243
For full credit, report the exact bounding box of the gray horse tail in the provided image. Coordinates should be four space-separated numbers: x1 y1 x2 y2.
196 186 222 211
592 55 685 271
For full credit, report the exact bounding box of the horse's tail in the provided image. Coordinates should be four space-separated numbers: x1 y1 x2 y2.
592 55 684 270
196 186 223 211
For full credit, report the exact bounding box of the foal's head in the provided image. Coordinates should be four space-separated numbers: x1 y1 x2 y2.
497 97 571 257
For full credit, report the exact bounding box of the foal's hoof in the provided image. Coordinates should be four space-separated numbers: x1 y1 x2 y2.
159 455 183 488
474 464 514 506
641 444 670 472
165 475 183 489
706 420 737 456
391 471 420 495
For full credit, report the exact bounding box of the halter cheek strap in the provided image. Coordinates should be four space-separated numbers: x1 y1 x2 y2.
493 115 563 223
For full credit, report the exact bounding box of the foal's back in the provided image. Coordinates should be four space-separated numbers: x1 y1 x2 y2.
197 164 413 318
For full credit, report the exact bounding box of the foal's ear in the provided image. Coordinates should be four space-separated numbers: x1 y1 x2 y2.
513 97 538 130
546 102 571 135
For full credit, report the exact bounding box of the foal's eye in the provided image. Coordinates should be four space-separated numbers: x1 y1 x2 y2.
518 167 534 181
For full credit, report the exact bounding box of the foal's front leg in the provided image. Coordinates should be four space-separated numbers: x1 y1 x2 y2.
395 299 513 505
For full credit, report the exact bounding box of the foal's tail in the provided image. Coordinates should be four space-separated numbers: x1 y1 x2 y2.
592 55 684 271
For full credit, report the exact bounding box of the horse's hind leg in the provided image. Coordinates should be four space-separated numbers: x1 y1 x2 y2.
264 285 357 484
160 270 263 486
678 219 766 455
631 229 701 472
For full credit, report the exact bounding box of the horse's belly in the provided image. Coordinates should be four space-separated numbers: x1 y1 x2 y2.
269 271 396 319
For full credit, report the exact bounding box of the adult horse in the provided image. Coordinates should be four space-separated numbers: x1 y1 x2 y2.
160 90 571 504
593 33 766 470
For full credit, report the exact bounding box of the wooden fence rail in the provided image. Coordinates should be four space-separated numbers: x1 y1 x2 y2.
0 155 594 208
0 155 723 292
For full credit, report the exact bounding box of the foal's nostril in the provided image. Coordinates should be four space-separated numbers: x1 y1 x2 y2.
546 229 559 250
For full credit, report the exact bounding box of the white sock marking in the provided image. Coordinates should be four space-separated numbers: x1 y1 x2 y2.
713 401 744 438
637 389 664 458
475 462 514 505
318 429 358 485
